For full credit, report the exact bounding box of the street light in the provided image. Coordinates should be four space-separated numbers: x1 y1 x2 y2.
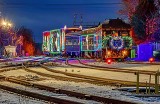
8 23 12 27
0 19 13 57
1 20 12 28
2 21 7 26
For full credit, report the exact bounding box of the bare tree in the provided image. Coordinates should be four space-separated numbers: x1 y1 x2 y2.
16 26 35 56
118 0 139 21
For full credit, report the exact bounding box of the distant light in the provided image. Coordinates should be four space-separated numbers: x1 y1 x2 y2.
64 25 67 30
2 21 7 26
107 51 111 55
8 23 12 27
79 25 82 30
122 50 127 55
106 58 112 64
149 57 154 63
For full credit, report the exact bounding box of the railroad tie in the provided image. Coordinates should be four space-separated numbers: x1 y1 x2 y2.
85 94 91 99
55 88 60 93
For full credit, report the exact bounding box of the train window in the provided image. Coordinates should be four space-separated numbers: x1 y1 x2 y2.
69 40 72 45
73 40 75 45
75 40 78 45
44 36 45 41
66 40 68 45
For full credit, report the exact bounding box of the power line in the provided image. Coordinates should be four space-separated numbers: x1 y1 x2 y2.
1 2 122 6
0 3 122 9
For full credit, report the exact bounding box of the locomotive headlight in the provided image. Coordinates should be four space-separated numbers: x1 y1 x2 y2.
122 50 127 55
107 51 111 55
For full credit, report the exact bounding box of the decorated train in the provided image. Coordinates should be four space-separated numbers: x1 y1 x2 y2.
42 18 134 60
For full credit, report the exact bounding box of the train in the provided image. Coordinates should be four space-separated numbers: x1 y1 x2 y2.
42 18 134 61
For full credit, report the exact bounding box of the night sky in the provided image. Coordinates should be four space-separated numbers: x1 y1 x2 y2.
0 0 122 43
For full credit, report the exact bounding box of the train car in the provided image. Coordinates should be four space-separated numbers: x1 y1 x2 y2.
49 29 61 55
42 31 50 55
42 19 133 60
81 28 102 58
104 35 132 61
42 29 61 56
61 26 82 52
61 26 82 57
65 32 81 57
100 18 133 61
42 26 82 56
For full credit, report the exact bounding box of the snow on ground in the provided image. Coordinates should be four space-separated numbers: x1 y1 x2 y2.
0 58 160 103
0 81 101 104
0 69 41 78
50 65 158 83
28 67 70 77
0 68 159 104
34 79 160 104
0 90 46 104
85 60 160 71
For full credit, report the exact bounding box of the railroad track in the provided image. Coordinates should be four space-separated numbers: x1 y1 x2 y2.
36 63 158 87
126 61 160 65
0 66 23 73
0 58 155 103
35 58 159 87
0 82 83 104
65 58 158 75
31 63 137 87
4 76 135 104
0 64 22 68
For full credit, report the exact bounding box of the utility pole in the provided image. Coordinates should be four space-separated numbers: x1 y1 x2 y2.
80 14 83 26
73 14 78 26
73 13 99 29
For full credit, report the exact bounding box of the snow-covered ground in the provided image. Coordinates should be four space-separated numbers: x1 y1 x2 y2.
87 61 160 72
0 90 46 104
0 81 100 104
0 68 159 104
49 60 159 83
34 79 160 104
0 58 160 104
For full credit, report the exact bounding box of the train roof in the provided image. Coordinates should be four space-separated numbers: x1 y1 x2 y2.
99 18 131 30
66 32 81 36
81 27 98 34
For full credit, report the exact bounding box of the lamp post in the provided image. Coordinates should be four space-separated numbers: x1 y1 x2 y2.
0 19 13 57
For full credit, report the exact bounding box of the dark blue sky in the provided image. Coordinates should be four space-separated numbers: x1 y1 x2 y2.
0 0 122 43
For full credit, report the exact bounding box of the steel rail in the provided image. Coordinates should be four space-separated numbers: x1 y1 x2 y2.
37 64 157 87
5 76 135 104
65 58 157 75
0 83 83 104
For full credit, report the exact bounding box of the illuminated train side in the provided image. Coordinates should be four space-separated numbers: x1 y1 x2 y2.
42 31 50 55
42 26 82 56
104 36 132 61
42 19 133 60
42 27 133 60
81 26 133 60
100 19 133 61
